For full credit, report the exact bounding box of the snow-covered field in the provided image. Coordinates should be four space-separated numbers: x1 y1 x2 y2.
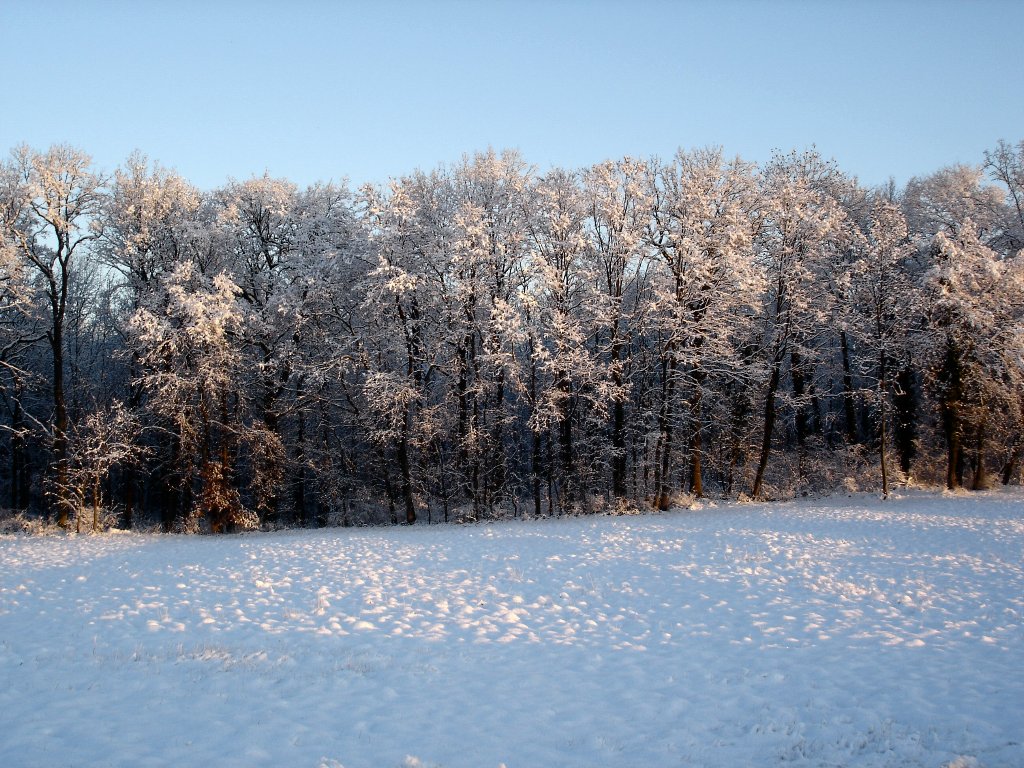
1 491 1022 768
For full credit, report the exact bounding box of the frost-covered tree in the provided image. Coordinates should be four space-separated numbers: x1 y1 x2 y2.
98 155 209 524
847 201 916 496
101 152 202 298
360 173 451 524
903 164 1004 245
646 148 762 504
523 167 598 513
0 165 38 510
750 150 851 499
65 400 147 532
983 139 1024 253
3 139 1023 527
279 181 363 524
215 176 300 522
918 222 1024 489
0 145 105 525
904 160 1024 489
447 150 532 517
582 158 652 502
129 262 271 531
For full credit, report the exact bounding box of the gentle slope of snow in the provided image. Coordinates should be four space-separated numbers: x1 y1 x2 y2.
1 490 1022 767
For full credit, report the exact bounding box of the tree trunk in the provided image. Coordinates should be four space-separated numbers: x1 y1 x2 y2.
92 475 101 532
653 356 676 511
943 401 961 491
530 357 542 518
546 431 555 517
121 476 135 531
940 339 963 490
892 365 917 477
724 375 751 498
688 384 703 498
840 330 859 444
51 328 70 528
610 339 627 499
398 407 416 524
490 370 507 513
790 351 809 479
294 387 307 526
1002 448 1020 485
258 346 285 524
878 353 889 499
971 421 987 490
435 439 450 524
121 355 145 530
10 388 27 510
751 357 783 500
557 370 573 508
163 433 181 532
380 447 398 525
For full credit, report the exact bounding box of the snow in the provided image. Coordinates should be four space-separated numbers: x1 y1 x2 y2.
1 491 1022 767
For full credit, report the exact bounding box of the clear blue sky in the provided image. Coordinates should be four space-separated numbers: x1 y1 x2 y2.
2 0 1021 190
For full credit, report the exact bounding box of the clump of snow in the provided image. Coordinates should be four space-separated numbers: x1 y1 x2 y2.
1 489 1022 766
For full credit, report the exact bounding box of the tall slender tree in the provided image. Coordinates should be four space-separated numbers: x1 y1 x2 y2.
0 146 105 525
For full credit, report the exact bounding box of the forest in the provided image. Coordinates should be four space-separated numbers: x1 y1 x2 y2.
0 141 1022 533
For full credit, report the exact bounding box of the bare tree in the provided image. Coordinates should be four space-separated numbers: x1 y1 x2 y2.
0 146 105 525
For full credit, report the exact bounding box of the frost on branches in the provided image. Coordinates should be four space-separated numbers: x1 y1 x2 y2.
0 140 1022 531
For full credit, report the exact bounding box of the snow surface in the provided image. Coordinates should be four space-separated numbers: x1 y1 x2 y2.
1 491 1022 768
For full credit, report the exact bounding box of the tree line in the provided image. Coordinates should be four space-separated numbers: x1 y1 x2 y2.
1 142 1022 532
